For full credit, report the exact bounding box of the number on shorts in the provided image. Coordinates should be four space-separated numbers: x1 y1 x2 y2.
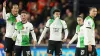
81 50 85 55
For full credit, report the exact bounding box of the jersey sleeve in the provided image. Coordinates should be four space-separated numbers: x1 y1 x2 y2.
61 20 68 39
69 25 78 44
45 19 50 28
84 19 92 29
38 19 50 44
62 20 67 29
3 7 10 20
29 23 34 31
30 23 37 41
38 27 48 44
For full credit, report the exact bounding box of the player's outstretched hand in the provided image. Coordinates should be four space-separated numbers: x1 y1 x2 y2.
32 40 37 47
3 1 6 7
12 37 16 41
66 43 70 48
62 39 66 42
37 40 41 45
88 44 92 52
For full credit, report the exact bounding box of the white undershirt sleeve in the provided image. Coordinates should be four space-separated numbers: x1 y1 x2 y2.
62 21 68 39
31 30 37 41
38 27 48 44
30 24 37 41
69 33 78 44
38 19 50 44
3 7 7 20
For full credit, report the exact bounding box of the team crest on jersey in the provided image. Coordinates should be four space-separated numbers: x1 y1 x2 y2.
22 27 24 30
88 22 91 26
16 19 17 22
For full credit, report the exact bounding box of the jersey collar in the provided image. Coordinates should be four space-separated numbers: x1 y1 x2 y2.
88 16 94 19
80 24 83 26
11 12 17 17
21 21 27 24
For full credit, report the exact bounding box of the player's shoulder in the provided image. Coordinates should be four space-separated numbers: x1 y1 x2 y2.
81 25 84 28
76 25 80 29
76 25 80 27
60 19 66 25
16 21 21 24
47 19 54 25
60 19 66 23
48 19 54 22
27 22 32 24
85 16 92 21
84 16 93 24
27 22 33 26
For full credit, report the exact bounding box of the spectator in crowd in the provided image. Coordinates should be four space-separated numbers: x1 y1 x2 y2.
6 1 12 13
60 0 69 15
0 27 6 43
34 28 40 42
62 8 75 39
18 1 23 14
95 29 100 44
30 15 37 27
0 4 2 11
0 27 5 48
50 1 60 18
0 11 6 28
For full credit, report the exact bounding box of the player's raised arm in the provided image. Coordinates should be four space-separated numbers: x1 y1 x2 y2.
3 1 7 20
38 19 50 45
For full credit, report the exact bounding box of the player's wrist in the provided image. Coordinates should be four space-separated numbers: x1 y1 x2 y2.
88 41 92 45
68 42 71 44
64 37 67 39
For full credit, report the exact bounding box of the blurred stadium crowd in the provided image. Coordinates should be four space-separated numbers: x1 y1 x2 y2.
0 0 100 47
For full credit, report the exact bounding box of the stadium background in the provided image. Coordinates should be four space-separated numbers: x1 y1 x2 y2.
0 0 100 56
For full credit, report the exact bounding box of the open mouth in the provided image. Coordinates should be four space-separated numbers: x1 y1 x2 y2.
14 11 18 13
22 18 25 19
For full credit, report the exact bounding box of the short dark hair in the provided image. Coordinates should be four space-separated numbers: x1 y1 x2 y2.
89 7 96 11
21 11 28 14
53 9 61 14
77 15 83 19
77 15 85 20
11 4 19 9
